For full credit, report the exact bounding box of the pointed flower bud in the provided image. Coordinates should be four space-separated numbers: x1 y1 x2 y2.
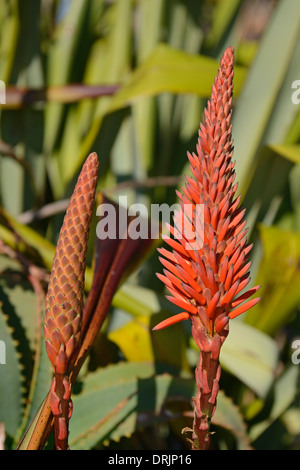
44 152 99 374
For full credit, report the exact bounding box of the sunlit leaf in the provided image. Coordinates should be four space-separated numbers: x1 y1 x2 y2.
249 365 300 442
109 43 247 112
233 0 300 194
76 43 247 187
245 224 300 335
220 321 279 398
0 256 27 437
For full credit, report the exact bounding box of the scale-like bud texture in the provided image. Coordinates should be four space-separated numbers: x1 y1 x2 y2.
44 152 99 374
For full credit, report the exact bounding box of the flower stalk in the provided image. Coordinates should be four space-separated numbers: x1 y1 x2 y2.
154 46 260 450
43 152 99 450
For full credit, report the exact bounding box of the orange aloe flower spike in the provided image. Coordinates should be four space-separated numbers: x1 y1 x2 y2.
154 47 260 450
43 152 99 450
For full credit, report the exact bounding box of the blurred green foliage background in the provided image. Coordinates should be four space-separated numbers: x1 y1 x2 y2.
1 0 300 450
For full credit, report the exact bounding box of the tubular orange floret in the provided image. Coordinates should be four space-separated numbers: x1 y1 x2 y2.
153 312 190 331
155 46 260 336
154 46 260 450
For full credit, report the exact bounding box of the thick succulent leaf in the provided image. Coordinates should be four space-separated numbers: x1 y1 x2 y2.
245 225 300 335
16 326 53 444
260 35 300 148
132 0 165 173
288 163 300 231
109 43 247 112
249 365 300 442
0 251 54 449
0 0 19 82
75 43 247 187
232 0 300 195
212 390 252 450
0 256 27 438
241 145 300 290
69 361 157 449
44 0 93 154
0 306 23 439
0 256 38 353
268 144 300 164
54 0 132 193
0 254 53 448
0 208 57 274
112 282 169 317
220 321 279 398
203 0 243 51
69 361 249 450
0 0 44 216
242 145 295 238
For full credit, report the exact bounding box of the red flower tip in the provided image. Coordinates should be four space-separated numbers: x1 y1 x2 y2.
154 46 260 335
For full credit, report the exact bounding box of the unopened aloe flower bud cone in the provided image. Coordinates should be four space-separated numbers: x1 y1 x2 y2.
154 47 260 450
43 152 99 450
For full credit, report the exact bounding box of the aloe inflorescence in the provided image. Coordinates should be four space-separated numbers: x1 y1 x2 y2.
154 46 260 450
43 152 99 450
